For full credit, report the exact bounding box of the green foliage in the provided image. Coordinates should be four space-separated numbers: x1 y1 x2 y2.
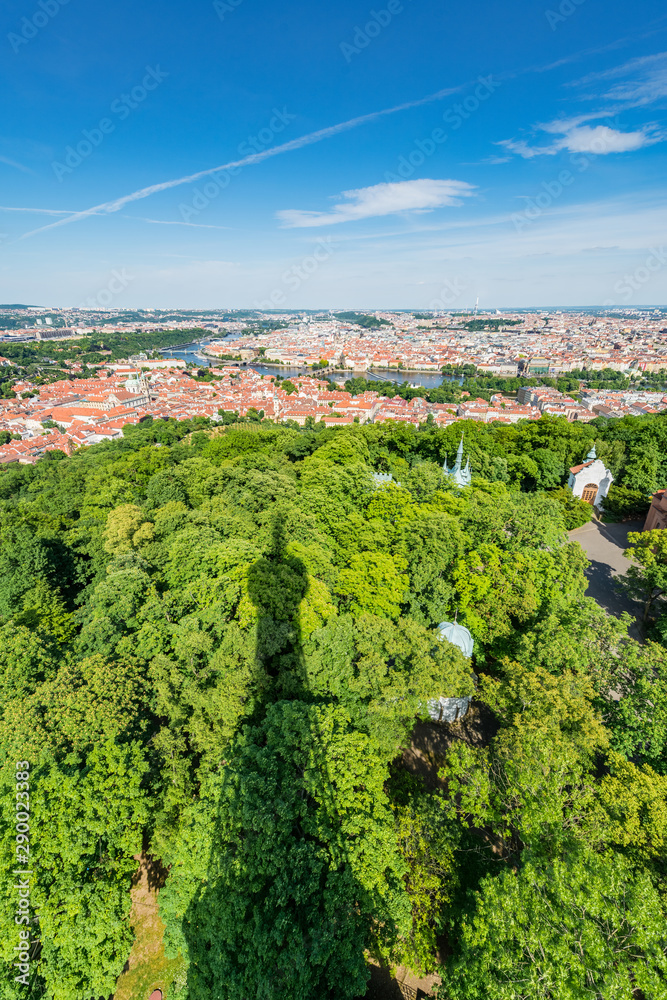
160 702 410 1000
336 552 409 619
0 742 148 1000
334 311 391 328
547 487 593 529
622 527 667 620
601 640 667 773
389 778 458 975
438 847 667 1000
0 414 664 999
603 482 650 518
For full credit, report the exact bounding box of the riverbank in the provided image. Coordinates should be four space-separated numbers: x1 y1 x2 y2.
162 343 451 388
223 358 443 375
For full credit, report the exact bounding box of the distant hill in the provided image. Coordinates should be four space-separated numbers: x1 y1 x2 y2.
0 304 34 309
334 311 391 329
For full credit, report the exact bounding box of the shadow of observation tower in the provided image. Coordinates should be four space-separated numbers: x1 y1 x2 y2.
178 514 398 1000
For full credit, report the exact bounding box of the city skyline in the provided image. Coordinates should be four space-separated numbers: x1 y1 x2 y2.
1 0 667 307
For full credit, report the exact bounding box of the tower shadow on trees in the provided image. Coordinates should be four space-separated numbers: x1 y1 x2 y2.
177 514 399 1000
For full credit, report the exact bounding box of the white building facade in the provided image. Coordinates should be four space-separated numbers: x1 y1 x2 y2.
567 445 613 507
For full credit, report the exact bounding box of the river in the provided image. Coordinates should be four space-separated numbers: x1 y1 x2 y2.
161 342 452 389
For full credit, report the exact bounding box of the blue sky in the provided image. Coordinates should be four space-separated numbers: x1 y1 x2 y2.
1 0 666 309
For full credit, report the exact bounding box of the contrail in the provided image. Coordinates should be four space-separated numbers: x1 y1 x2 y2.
20 83 465 239
0 156 33 174
0 205 83 214
127 216 234 229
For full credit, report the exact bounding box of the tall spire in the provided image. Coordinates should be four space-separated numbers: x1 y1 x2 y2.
455 434 465 473
443 435 472 487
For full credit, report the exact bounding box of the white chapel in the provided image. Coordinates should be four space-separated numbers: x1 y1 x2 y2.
567 444 613 508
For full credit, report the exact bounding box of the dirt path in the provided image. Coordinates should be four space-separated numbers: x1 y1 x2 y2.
113 855 186 1000
364 962 439 999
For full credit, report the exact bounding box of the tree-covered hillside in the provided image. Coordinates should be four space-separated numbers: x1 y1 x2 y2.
0 414 666 1000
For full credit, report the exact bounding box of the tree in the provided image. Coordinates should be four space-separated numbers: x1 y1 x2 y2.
4 405 667 997
159 702 410 1000
451 545 541 642
0 741 148 1000
302 613 472 754
336 552 409 620
622 528 667 620
103 504 154 555
387 775 458 975
603 483 650 519
547 487 592 530
622 442 659 494
438 848 667 1000
531 447 564 489
601 640 667 774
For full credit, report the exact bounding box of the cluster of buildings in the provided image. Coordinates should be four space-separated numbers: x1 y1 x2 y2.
2 306 666 374
204 309 667 375
1 349 667 466
514 385 667 422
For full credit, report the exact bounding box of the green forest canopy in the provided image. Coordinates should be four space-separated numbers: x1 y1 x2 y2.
334 312 391 328
0 412 666 999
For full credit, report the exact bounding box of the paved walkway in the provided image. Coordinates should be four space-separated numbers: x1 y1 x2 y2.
569 519 645 635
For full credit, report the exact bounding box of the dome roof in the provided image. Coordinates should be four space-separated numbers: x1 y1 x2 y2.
437 621 474 658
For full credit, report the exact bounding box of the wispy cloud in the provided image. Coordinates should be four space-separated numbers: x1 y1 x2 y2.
127 216 233 229
499 115 664 158
0 155 33 174
475 154 512 165
277 179 475 228
0 205 81 215
571 51 667 107
502 49 667 159
19 83 468 240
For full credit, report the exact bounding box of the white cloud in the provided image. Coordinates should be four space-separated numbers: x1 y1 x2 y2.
276 179 475 228
500 50 667 160
19 83 467 240
571 51 667 107
560 124 655 153
499 118 663 158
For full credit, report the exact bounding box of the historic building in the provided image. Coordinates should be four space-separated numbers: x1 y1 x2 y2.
645 490 667 531
567 445 613 507
443 436 472 487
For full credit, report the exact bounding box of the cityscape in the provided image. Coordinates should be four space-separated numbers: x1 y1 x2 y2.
1 306 666 465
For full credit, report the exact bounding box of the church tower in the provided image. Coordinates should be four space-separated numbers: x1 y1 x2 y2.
443 435 472 487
